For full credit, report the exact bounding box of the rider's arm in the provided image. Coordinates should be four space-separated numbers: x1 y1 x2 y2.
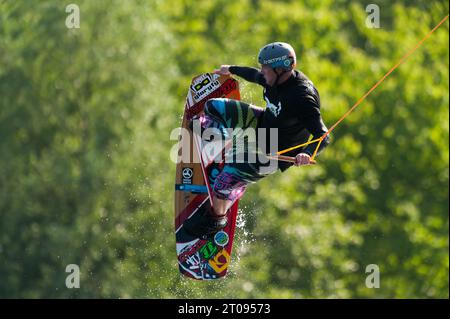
229 66 266 86
299 96 331 157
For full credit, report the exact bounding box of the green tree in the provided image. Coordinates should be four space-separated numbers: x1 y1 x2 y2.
0 0 448 298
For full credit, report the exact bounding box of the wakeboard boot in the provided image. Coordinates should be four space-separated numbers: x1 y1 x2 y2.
183 205 228 238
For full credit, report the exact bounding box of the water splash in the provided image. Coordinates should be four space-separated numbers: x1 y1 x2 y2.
230 207 257 274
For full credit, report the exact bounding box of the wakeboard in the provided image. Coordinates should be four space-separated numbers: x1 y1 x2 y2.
174 73 241 280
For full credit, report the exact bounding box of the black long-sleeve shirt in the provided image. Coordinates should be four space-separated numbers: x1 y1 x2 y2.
229 66 330 171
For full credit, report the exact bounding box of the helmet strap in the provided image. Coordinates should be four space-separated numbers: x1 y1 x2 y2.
274 68 289 86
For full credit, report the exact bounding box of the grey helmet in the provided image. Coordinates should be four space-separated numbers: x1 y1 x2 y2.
258 42 297 70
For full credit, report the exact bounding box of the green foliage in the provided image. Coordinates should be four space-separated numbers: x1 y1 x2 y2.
0 0 448 298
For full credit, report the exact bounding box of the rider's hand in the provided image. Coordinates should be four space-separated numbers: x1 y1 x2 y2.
294 153 314 166
213 65 231 76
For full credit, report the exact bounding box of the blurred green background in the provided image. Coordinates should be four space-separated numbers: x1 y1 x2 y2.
0 0 448 298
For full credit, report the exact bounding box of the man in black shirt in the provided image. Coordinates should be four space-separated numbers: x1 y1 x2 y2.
184 42 330 237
